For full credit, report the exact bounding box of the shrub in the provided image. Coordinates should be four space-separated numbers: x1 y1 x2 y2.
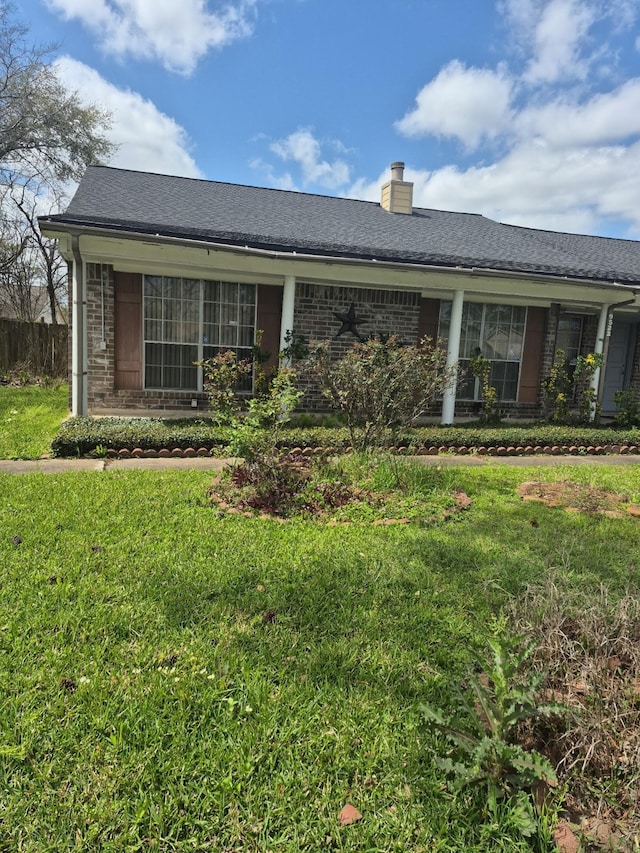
469 349 500 423
308 336 453 451
541 349 603 424
614 388 640 427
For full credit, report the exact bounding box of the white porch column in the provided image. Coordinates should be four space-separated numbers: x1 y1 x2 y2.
441 289 464 425
590 303 610 421
279 274 296 366
71 236 88 417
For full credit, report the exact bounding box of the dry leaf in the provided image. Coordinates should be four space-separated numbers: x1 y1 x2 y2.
339 804 362 826
553 821 580 853
453 490 472 509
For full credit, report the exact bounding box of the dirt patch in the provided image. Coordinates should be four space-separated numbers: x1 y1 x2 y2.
517 481 640 518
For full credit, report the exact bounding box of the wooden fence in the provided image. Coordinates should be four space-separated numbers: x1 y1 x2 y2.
0 319 68 377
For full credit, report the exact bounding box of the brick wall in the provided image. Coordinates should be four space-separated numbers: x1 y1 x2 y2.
539 303 560 395
86 263 115 410
293 282 423 411
630 328 640 393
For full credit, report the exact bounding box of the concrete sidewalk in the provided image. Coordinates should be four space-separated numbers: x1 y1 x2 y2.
0 457 230 474
1 454 640 474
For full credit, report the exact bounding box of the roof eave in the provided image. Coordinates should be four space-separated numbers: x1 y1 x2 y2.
38 217 640 294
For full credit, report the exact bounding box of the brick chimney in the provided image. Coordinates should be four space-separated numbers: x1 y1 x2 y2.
380 161 413 214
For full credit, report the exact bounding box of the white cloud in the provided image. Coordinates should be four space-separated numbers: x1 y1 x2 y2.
517 79 640 146
269 129 350 189
395 60 513 149
524 0 596 84
349 141 640 237
54 57 203 177
45 0 256 75
414 141 640 235
378 0 640 236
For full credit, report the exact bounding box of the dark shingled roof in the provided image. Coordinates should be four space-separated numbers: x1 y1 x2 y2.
43 165 640 286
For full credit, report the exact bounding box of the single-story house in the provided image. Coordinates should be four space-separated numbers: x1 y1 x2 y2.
39 162 640 422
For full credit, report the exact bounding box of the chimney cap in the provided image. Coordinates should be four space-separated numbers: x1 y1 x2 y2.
390 161 405 169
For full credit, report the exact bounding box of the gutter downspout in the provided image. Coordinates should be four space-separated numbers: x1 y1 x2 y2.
71 236 88 417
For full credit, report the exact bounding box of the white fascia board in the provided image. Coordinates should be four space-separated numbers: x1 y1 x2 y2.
48 229 639 310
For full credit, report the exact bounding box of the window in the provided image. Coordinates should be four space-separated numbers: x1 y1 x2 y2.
556 314 583 373
439 302 527 401
555 314 584 401
143 276 256 391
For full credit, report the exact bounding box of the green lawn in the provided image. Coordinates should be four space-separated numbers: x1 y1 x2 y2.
1 464 639 851
0 384 69 459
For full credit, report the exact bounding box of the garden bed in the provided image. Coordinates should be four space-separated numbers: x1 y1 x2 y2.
51 416 640 458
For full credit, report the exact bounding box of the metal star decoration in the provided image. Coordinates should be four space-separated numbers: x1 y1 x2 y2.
333 302 366 339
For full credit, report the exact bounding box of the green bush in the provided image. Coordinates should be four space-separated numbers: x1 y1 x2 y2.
51 417 231 456
309 336 453 450
51 418 640 457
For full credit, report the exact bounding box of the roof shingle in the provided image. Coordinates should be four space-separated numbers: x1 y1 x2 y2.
43 165 640 285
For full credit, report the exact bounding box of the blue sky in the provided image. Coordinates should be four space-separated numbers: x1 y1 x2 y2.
20 0 640 238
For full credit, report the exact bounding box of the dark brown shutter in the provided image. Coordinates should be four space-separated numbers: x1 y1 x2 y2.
256 284 283 375
418 298 440 342
114 272 142 390
518 306 546 403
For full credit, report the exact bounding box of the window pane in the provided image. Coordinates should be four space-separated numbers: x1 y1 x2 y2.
238 326 253 347
239 303 255 325
164 299 180 323
221 282 237 303
460 303 482 358
203 324 219 346
163 277 180 298
456 359 475 400
557 316 583 365
438 301 451 340
144 318 161 341
239 283 254 302
203 301 219 326
146 297 161 319
183 278 200 301
144 276 162 298
220 324 237 346
164 320 180 342
180 299 199 342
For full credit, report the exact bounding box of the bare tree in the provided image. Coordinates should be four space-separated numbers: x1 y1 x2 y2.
0 1 113 189
0 208 43 321
9 183 67 324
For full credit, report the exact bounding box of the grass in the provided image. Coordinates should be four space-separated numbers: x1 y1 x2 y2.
1 462 639 851
0 383 69 459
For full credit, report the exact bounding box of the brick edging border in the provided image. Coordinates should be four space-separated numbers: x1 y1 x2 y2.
102 443 640 459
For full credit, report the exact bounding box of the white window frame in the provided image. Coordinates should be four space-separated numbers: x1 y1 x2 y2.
439 301 527 402
142 276 257 392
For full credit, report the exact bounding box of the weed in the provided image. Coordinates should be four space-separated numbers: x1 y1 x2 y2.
505 574 640 838
421 621 563 837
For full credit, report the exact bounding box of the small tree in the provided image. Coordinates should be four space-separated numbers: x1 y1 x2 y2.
201 349 305 514
309 335 453 451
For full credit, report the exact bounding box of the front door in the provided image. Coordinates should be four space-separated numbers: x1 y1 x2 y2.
602 321 635 412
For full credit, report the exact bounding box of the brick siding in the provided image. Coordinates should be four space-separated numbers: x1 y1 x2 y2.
292 282 423 411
